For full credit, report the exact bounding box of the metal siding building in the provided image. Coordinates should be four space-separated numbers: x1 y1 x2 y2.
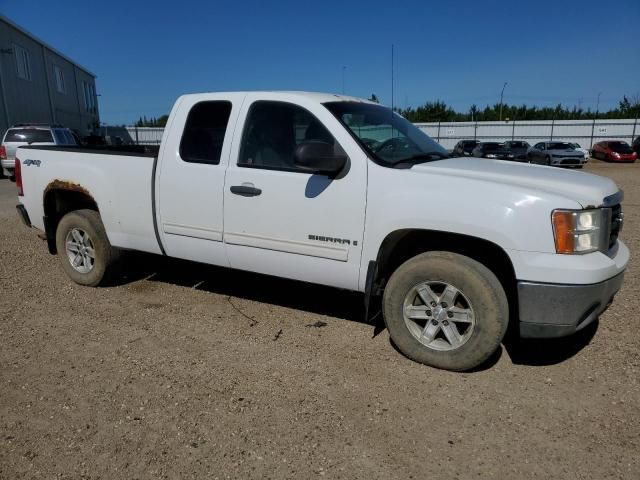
0 15 99 139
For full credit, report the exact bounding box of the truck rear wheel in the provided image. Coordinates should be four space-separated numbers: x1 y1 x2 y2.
383 251 508 371
55 209 118 287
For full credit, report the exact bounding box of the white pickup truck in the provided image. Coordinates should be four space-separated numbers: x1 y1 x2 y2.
14 91 628 371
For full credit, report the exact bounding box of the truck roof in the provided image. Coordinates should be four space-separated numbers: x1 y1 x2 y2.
177 91 378 105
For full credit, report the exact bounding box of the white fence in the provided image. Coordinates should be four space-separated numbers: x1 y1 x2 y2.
415 119 639 150
122 119 639 150
125 127 164 145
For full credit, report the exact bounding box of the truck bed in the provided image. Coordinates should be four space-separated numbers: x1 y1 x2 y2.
17 145 162 255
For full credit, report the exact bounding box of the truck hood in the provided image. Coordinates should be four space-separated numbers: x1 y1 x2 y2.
414 157 619 207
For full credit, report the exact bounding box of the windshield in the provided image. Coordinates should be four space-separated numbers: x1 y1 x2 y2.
4 128 54 143
547 142 573 150
609 142 632 153
323 102 448 166
508 141 529 148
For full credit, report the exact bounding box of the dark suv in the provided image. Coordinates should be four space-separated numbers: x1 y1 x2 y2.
452 140 480 157
503 140 530 161
471 142 514 160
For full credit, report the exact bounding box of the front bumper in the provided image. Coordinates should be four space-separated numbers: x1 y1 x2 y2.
550 157 585 166
518 272 625 338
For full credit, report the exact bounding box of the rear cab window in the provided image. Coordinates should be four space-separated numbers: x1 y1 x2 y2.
179 101 233 165
3 128 54 143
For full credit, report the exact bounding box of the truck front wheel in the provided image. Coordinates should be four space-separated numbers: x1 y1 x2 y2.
55 209 118 287
382 251 508 371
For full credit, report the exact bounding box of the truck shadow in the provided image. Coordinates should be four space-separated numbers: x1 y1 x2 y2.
118 252 365 323
117 252 598 369
503 321 598 366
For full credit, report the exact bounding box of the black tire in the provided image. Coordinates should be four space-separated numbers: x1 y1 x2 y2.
55 209 118 286
382 251 508 371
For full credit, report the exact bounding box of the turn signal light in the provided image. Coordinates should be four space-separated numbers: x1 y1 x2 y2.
552 209 606 254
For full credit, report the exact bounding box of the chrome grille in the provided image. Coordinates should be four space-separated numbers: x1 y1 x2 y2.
609 204 623 249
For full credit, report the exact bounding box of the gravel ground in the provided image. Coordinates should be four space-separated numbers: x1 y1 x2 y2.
1 160 639 479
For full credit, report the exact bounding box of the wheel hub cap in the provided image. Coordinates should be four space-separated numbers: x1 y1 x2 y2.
402 281 476 352
65 228 95 274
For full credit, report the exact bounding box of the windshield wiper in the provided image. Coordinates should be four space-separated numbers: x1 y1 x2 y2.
390 151 450 167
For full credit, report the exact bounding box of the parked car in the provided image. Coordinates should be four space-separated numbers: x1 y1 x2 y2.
569 142 590 160
1 124 76 178
452 140 480 157
470 142 514 160
591 141 637 163
15 91 628 371
503 141 530 161
527 141 586 167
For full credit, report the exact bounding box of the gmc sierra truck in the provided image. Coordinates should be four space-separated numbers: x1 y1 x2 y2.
14 91 628 371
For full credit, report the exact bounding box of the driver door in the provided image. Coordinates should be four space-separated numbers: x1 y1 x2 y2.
223 95 367 290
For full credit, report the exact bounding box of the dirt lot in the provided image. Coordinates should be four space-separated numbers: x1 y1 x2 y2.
1 161 639 479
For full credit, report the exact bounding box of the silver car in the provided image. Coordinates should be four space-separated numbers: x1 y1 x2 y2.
526 141 586 168
1 124 76 178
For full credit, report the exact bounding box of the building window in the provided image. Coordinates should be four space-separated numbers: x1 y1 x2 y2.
82 81 96 113
54 65 65 93
14 44 32 80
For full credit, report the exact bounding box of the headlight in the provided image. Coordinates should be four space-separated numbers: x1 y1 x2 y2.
485 154 497 158
552 209 609 254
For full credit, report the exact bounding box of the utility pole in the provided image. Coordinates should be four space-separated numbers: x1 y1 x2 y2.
590 92 602 148
499 82 508 121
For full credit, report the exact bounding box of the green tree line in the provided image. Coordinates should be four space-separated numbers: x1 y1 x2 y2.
397 95 640 123
134 115 169 127
133 95 639 126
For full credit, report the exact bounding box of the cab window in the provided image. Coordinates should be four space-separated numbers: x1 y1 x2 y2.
238 101 344 172
180 101 232 165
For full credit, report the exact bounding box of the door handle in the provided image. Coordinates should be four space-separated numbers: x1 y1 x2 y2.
230 185 262 197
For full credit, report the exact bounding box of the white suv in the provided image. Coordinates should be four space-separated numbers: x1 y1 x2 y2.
1 124 77 178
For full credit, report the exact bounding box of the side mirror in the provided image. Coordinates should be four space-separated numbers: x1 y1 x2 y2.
294 141 347 175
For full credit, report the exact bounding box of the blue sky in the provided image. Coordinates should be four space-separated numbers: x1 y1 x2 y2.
3 0 638 124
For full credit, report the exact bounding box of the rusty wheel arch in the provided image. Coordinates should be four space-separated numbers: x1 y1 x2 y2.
42 180 99 254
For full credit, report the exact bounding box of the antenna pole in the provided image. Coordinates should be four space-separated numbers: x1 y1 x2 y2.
391 44 394 113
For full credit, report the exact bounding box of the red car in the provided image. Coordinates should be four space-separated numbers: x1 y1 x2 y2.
591 141 637 163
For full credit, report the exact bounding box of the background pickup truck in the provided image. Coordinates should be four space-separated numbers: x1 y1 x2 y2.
15 91 629 371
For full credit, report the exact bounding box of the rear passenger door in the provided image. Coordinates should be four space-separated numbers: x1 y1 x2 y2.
156 94 244 266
